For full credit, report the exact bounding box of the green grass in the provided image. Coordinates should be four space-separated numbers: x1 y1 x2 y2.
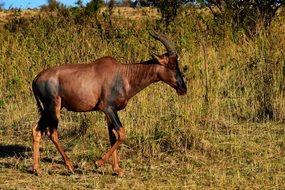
0 7 285 189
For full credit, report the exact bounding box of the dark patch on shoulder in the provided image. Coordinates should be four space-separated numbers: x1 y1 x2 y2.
108 74 127 109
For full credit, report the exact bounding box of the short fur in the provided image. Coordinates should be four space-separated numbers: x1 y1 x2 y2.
32 32 187 176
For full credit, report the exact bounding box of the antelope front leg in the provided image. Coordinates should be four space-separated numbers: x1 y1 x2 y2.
96 128 125 176
111 149 123 176
109 127 123 175
96 109 126 176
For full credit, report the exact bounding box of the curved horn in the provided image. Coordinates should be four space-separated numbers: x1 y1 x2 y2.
150 31 177 56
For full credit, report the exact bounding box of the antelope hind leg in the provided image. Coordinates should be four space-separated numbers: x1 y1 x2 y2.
47 127 74 173
32 125 42 176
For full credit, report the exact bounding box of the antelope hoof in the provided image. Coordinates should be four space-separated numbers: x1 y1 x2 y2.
95 159 105 168
33 168 42 176
113 167 124 177
66 163 75 174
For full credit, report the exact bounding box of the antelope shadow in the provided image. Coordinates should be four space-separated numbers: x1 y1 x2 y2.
0 144 31 158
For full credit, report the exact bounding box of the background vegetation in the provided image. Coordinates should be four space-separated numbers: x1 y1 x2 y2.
0 1 285 189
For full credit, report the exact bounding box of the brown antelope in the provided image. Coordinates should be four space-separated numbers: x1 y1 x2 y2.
32 31 187 176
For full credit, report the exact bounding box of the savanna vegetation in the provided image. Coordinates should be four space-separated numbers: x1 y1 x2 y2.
0 0 285 189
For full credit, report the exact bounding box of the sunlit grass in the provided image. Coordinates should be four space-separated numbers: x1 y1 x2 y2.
0 7 285 189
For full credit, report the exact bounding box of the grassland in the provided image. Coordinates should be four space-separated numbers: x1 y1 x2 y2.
0 6 285 189
0 122 284 189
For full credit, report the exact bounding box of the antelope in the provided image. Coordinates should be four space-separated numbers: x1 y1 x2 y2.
32 31 187 176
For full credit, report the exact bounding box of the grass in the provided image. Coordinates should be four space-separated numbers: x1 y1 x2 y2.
0 121 284 189
0 6 285 189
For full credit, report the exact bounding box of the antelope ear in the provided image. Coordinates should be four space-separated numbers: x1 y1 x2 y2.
151 51 169 65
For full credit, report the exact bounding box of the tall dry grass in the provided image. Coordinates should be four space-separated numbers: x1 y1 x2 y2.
0 7 285 189
0 5 285 153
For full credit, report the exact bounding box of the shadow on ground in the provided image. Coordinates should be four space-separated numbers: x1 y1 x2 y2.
0 144 31 158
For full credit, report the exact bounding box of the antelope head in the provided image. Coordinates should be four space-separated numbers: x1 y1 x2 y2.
150 31 187 96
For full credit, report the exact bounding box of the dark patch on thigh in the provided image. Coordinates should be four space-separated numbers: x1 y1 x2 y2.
38 113 59 132
35 80 59 103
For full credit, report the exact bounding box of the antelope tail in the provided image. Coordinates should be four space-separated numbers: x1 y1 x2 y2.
32 81 44 115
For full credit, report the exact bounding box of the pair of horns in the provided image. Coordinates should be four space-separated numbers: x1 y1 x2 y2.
150 31 177 56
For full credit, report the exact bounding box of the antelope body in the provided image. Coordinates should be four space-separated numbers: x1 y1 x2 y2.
32 32 187 176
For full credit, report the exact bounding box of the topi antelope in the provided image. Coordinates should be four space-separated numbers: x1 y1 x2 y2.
32 31 187 176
